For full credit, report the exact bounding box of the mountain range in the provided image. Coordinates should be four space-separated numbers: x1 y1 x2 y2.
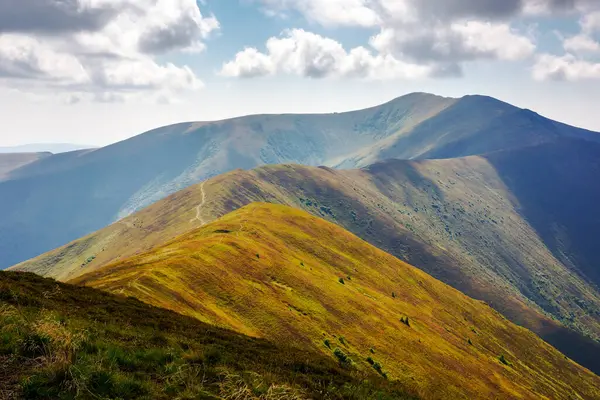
14 136 600 373
1 93 599 271
3 92 600 398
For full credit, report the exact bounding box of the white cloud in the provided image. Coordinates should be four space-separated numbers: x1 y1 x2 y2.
0 35 89 83
228 1 536 80
563 34 600 54
582 12 600 33
535 8 600 81
533 53 600 81
0 0 218 102
225 0 537 80
221 48 275 78
220 29 432 80
371 21 534 64
262 0 524 25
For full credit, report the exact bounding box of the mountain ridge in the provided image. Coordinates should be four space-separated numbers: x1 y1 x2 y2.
1 92 599 271
70 202 600 400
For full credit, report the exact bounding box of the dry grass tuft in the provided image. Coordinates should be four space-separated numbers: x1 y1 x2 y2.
219 373 305 400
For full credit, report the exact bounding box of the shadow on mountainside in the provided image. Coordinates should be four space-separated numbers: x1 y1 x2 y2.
486 139 600 295
486 138 600 374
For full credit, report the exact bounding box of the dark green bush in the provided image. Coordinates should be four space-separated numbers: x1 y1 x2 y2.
333 348 351 365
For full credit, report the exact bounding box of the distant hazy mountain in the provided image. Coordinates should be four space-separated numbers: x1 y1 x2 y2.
1 93 598 271
0 143 97 154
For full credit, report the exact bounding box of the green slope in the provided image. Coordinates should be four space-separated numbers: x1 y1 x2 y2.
71 203 600 400
0 271 412 400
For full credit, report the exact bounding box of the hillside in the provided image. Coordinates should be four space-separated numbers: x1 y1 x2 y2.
15 139 600 375
0 152 51 180
0 271 411 400
0 143 96 154
69 203 600 400
2 92 599 270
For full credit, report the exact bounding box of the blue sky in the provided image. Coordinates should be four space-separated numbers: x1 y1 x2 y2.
1 0 600 146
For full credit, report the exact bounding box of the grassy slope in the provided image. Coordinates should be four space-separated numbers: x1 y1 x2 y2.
0 271 412 400
71 203 600 400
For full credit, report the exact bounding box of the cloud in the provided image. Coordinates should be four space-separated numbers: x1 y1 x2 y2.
137 0 220 54
563 34 600 54
225 1 536 80
525 0 600 14
0 35 88 82
534 8 600 81
221 48 275 78
533 53 600 80
371 21 534 64
390 0 522 22
220 29 432 79
0 0 218 102
261 0 525 26
0 0 123 35
581 11 600 33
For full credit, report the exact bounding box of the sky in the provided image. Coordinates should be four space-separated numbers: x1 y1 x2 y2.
1 0 600 147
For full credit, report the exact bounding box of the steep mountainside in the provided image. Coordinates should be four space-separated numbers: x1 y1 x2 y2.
16 139 600 374
0 152 51 180
0 271 411 400
70 203 600 400
335 96 600 167
2 93 598 269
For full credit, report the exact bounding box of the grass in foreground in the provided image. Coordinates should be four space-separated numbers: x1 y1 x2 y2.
0 271 415 400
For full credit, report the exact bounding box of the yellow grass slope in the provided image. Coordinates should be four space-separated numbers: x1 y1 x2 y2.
73 203 600 400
